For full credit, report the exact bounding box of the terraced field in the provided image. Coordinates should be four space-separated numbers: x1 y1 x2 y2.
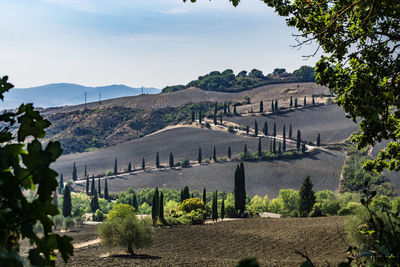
52 127 270 180
94 149 345 198
225 104 359 144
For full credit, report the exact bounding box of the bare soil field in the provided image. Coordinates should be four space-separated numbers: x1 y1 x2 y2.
101 149 345 198
56 217 347 266
52 127 268 180
225 104 359 144
44 82 326 114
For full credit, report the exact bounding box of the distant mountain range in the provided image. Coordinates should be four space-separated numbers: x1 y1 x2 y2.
0 83 160 110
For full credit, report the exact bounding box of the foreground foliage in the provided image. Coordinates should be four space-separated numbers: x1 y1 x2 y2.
0 76 73 266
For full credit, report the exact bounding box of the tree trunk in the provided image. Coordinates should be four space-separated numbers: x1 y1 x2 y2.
127 243 134 255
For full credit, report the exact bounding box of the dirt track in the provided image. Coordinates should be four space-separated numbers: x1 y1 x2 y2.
57 217 348 266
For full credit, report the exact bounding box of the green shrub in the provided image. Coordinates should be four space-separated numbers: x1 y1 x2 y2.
179 198 206 213
227 125 234 133
98 213 152 255
338 202 360 216
107 203 136 221
93 209 105 222
63 216 75 230
53 214 64 230
309 203 324 217
105 170 113 176
180 159 190 168
248 195 266 216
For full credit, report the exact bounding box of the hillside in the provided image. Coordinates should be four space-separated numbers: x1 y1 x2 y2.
1 83 159 110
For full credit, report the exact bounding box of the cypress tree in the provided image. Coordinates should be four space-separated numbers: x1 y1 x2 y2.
304 96 307 107
244 144 247 155
84 164 87 178
62 185 72 217
104 178 109 200
283 125 286 152
114 157 118 175
275 99 278 112
221 199 225 221
91 175 95 196
269 139 273 153
90 189 99 212
212 191 218 222
98 177 101 198
263 121 268 136
169 152 174 168
202 188 207 205
85 175 89 195
317 133 321 147
246 125 249 135
302 142 306 153
72 162 77 181
198 148 202 164
220 115 223 124
312 95 315 105
297 130 301 151
289 124 293 139
156 152 160 168
132 192 138 210
295 98 298 108
273 138 276 154
191 110 195 123
228 146 232 159
299 175 316 217
142 158 145 170
278 142 282 154
290 95 293 107
180 189 184 203
214 102 218 124
254 120 258 136
128 162 132 172
212 194 216 221
58 173 64 194
259 100 264 113
234 162 246 214
159 192 164 221
227 102 230 113
258 137 262 157
213 146 217 162
151 189 159 223
198 106 202 124
223 101 227 114
233 103 237 115
273 122 276 137
271 100 275 113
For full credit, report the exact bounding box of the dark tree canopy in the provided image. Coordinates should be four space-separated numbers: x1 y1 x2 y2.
299 175 316 217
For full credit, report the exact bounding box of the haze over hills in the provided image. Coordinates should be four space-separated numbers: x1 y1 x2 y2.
0 83 160 110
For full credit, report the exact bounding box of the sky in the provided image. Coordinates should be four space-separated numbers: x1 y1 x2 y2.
0 0 320 89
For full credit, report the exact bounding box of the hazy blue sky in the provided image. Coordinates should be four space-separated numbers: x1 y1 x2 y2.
0 0 320 88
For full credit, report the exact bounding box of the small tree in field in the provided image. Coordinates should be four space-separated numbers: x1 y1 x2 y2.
98 205 152 255
72 162 77 181
198 148 202 164
254 120 258 136
263 121 268 136
169 152 174 168
228 146 232 159
317 133 321 147
221 199 225 221
156 152 160 168
213 146 217 162
128 162 132 172
63 185 72 217
142 158 145 170
259 100 263 113
85 175 89 195
104 178 109 200
114 157 118 175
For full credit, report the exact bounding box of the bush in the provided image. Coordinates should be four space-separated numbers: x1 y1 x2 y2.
227 125 234 133
93 209 105 222
107 203 136 221
53 214 64 230
98 213 152 255
179 198 206 213
309 203 324 217
180 159 190 168
63 216 75 230
338 202 360 216
105 170 113 176
248 195 266 216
